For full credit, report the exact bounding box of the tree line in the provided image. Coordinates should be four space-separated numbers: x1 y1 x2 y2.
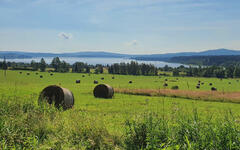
2 57 240 78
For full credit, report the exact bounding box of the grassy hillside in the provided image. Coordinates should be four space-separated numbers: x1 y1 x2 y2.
1 70 240 149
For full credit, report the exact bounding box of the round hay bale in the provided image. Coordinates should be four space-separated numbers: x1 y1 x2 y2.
38 85 74 110
196 85 200 89
76 80 80 83
209 83 212 86
94 80 98 84
171 85 179 90
93 84 114 98
40 75 43 78
211 87 217 91
129 81 133 84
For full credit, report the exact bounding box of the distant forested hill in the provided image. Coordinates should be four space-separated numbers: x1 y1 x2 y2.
168 55 240 66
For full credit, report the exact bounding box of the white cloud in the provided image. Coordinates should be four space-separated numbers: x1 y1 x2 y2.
58 32 73 39
125 40 138 46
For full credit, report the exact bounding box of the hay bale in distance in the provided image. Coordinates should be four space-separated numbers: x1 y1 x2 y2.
163 83 168 87
76 80 80 83
38 85 74 110
129 81 133 84
171 85 179 90
211 87 217 91
93 84 114 98
209 83 213 86
94 80 98 84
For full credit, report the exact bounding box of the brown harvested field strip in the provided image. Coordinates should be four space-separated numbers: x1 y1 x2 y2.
115 88 240 104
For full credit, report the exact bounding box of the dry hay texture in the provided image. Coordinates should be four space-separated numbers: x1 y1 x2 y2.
93 84 114 98
38 85 74 110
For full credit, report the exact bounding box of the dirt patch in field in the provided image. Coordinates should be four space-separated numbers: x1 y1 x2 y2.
115 88 240 104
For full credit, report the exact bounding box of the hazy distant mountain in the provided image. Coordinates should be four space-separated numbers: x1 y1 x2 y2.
1 48 240 60
0 51 133 59
133 49 240 61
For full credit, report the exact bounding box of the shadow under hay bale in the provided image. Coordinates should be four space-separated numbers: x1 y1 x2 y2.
211 87 217 91
163 83 168 87
94 80 98 84
76 80 80 83
129 81 133 84
40 75 43 78
93 84 114 98
38 85 74 110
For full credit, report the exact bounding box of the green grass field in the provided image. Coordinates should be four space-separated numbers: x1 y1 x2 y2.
1 70 240 149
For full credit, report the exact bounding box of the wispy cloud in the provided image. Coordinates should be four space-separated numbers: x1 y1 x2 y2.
58 32 73 39
125 40 138 46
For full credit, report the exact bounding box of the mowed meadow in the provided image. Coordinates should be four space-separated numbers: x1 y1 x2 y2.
1 70 240 149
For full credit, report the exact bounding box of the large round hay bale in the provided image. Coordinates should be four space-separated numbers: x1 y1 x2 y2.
38 85 74 110
93 84 114 98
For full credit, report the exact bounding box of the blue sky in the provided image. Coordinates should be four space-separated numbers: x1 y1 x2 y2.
0 0 239 54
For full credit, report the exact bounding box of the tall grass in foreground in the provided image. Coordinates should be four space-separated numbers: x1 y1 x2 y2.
0 95 240 149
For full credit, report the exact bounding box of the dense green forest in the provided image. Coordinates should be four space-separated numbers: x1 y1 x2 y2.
168 55 240 66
